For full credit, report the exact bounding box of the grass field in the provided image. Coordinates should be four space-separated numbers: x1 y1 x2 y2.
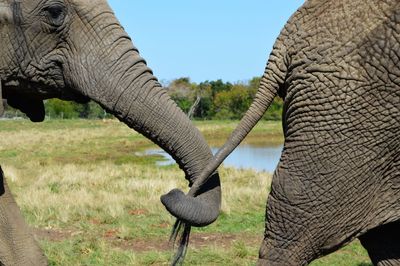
0 119 372 265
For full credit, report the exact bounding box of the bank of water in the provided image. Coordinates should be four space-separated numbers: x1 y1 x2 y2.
146 143 283 173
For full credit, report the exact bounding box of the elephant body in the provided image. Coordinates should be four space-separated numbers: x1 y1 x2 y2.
0 168 47 266
0 0 220 264
264 1 400 264
195 0 400 265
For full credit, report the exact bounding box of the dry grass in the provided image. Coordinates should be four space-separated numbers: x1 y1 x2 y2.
195 120 283 146
0 119 371 265
0 119 273 228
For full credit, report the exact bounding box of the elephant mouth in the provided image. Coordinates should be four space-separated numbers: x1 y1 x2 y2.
2 78 89 122
3 77 88 101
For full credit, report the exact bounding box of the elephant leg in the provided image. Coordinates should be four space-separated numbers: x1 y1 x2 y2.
359 221 400 266
0 167 47 266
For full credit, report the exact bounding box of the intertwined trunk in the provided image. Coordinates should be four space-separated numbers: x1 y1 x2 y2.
82 45 221 226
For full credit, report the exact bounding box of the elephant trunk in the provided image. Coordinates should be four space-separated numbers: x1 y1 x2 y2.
156 65 281 264
178 34 289 196
177 64 283 198
85 49 220 226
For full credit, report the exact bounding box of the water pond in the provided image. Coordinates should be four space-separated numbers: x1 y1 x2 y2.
146 143 283 173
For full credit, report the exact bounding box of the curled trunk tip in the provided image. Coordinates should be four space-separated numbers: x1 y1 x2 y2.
161 172 221 227
161 188 220 227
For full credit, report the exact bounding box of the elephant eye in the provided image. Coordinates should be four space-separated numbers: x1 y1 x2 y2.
44 4 66 27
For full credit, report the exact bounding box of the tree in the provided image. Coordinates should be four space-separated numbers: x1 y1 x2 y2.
45 99 79 119
84 101 110 119
167 77 197 114
44 99 111 119
213 84 253 119
165 76 284 121
193 81 213 119
195 79 233 119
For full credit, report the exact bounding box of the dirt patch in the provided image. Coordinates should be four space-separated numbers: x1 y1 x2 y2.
128 209 148 216
32 227 262 252
106 232 261 252
32 227 74 242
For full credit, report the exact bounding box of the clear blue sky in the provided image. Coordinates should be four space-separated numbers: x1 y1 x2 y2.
107 1 304 84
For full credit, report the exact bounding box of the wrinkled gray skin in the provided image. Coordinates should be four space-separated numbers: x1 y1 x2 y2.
191 0 400 265
0 0 221 265
0 168 47 266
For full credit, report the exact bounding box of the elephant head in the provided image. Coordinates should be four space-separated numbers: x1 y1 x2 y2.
0 0 221 263
183 0 400 265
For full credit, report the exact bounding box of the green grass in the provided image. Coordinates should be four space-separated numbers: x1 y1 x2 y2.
194 120 283 146
0 119 371 265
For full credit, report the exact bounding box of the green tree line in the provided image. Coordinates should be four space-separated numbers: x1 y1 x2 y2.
2 100 112 120
167 77 283 120
2 77 283 120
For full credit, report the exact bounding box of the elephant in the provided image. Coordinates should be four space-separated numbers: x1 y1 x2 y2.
164 0 400 265
0 0 221 264
0 167 47 265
